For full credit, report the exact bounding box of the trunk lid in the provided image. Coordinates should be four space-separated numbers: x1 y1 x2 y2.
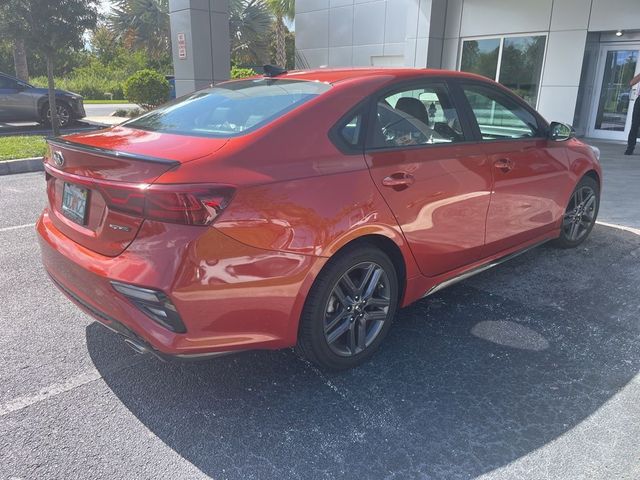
44 126 228 256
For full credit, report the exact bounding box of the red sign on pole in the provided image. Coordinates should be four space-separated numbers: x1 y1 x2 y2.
177 33 187 60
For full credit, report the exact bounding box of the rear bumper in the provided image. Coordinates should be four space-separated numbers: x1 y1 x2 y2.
37 209 324 357
49 272 240 360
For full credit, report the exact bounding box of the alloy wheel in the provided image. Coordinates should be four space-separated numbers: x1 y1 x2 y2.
47 104 70 127
323 262 391 357
562 185 597 242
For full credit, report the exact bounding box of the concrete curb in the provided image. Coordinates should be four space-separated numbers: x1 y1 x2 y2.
0 157 44 176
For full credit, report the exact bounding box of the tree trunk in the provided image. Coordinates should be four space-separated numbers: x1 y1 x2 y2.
275 17 286 68
12 38 29 82
46 53 59 136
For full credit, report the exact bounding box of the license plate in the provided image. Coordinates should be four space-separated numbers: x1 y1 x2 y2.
61 182 89 225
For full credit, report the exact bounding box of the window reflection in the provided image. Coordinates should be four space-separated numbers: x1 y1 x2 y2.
461 39 500 80
460 35 547 108
595 50 638 131
499 36 546 107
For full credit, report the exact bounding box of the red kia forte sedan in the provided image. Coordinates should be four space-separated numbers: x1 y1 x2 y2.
37 68 602 369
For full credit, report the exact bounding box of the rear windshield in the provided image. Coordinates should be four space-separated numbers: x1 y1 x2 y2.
124 79 331 138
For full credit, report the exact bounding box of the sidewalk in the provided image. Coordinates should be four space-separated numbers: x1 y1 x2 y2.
587 139 640 230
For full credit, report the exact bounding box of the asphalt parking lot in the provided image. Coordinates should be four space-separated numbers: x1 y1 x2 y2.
1 159 639 479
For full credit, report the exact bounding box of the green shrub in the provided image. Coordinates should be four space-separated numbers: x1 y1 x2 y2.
231 66 257 79
31 74 125 101
114 107 144 118
123 70 170 110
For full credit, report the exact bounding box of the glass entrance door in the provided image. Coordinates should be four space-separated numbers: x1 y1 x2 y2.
589 45 640 141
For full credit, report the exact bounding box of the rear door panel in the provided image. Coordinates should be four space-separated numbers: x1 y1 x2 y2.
364 80 492 278
366 145 491 277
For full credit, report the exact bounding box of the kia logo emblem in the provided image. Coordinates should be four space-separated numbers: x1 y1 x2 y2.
53 150 65 167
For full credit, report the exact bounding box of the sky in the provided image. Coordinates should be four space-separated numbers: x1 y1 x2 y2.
98 0 113 16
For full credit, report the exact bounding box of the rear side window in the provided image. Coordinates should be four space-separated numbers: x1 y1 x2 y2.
461 84 541 140
125 79 331 138
0 76 18 89
340 113 363 146
369 83 465 149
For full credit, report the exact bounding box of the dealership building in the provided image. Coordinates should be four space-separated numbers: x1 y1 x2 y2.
169 0 640 140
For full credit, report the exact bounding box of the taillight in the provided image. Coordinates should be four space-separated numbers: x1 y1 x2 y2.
99 183 235 225
144 184 235 225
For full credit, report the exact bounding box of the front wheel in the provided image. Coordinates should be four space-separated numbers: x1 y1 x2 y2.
297 244 399 370
552 175 600 248
41 102 72 128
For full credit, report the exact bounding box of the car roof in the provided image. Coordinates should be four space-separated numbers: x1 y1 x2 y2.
276 68 490 85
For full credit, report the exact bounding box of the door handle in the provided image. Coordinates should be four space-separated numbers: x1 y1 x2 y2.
382 172 415 189
494 158 514 173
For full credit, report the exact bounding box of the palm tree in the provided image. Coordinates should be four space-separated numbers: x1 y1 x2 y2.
111 0 273 69
230 0 272 66
110 0 170 60
266 0 294 68
0 4 29 81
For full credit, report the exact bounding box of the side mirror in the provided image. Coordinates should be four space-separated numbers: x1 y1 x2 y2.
549 121 575 141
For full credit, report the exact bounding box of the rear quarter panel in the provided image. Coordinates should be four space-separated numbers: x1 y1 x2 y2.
156 75 422 281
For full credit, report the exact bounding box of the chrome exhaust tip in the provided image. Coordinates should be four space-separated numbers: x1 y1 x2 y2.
123 338 151 355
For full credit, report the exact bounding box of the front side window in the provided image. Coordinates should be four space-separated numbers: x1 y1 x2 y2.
462 84 540 140
369 83 465 149
125 79 331 138
460 35 547 107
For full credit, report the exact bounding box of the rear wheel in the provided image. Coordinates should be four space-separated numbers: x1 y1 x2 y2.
552 176 599 248
41 102 72 128
297 244 399 370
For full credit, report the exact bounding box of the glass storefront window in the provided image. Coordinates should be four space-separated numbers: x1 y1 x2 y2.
499 36 546 107
460 35 547 108
460 39 500 80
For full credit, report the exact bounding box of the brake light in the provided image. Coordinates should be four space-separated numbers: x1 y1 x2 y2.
99 183 235 225
144 184 235 225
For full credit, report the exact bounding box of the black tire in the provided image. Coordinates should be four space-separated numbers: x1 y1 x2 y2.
297 243 399 370
41 102 73 128
552 175 600 249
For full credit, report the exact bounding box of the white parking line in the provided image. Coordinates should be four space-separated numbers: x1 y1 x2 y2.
0 370 102 417
0 223 34 233
596 221 640 236
0 356 148 417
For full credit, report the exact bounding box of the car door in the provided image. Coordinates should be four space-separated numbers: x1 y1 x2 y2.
457 82 570 255
0 75 33 121
364 80 493 277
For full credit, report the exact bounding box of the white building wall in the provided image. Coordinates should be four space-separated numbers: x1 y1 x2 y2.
296 0 412 68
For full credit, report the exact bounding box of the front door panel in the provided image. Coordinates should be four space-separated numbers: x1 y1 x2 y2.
459 82 570 254
483 139 569 253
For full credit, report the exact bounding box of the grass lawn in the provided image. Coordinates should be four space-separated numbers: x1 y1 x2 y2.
84 100 132 104
0 136 47 161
